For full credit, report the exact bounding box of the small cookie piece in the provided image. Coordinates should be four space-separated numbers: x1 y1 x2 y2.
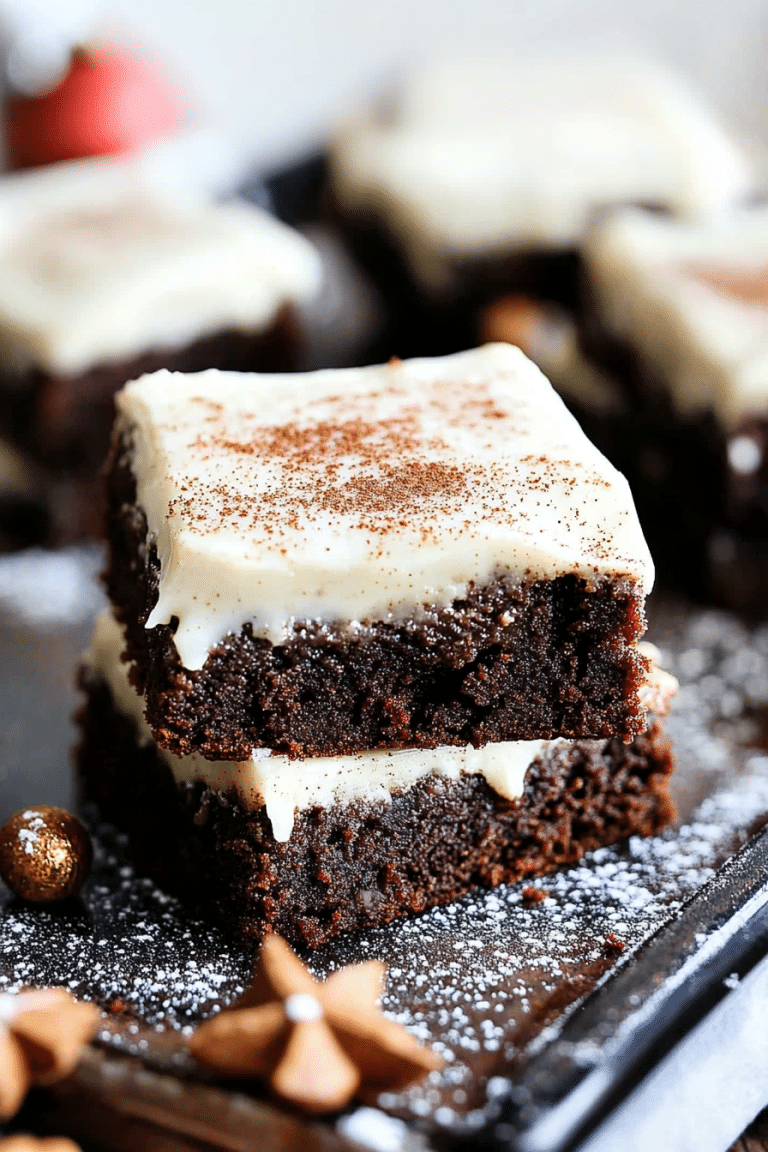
0 988 99 1119
0 807 92 903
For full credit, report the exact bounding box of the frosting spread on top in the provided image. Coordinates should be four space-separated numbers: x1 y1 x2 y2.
118 344 653 671
330 56 754 295
87 608 556 841
0 160 322 375
584 207 768 428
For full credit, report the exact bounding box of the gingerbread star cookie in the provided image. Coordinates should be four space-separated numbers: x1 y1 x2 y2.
189 935 443 1114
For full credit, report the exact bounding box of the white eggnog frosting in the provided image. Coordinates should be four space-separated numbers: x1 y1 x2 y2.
117 343 653 672
584 207 768 429
88 608 557 841
330 56 753 296
0 158 322 375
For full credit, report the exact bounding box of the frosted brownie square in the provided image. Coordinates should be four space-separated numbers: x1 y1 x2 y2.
0 156 321 539
328 56 754 355
103 344 655 758
77 608 675 946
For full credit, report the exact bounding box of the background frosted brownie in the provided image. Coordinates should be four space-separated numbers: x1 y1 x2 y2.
76 608 676 946
0 157 322 543
576 206 768 611
480 294 717 596
328 56 754 357
103 344 655 760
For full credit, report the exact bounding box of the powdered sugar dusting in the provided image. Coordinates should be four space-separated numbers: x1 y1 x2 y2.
17 811 45 855
0 598 766 1138
0 822 250 1026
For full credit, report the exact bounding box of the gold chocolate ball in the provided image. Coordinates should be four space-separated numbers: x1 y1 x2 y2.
0 806 92 903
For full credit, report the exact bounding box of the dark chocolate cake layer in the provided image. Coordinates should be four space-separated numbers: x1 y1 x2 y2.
0 307 298 477
103 435 650 759
76 670 675 948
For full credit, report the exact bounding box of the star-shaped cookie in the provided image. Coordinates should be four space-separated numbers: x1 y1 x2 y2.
189 935 443 1114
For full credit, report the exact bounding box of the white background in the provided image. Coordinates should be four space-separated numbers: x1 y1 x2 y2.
105 0 768 175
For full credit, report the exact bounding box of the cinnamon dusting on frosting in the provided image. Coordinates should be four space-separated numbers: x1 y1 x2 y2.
119 345 653 670
165 376 615 552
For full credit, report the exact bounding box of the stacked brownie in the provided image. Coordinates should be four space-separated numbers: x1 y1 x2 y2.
328 56 754 356
0 155 322 544
77 344 676 947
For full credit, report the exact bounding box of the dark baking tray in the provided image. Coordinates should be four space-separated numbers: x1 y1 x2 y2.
1 549 768 1152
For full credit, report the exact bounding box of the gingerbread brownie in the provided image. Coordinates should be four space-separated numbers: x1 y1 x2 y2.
101 344 655 764
575 206 768 611
328 56 754 356
86 343 673 941
0 156 322 541
76 607 676 946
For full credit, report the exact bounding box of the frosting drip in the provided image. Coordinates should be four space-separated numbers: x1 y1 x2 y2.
87 609 559 842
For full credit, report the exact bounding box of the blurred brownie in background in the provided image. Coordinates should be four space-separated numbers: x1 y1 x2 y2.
0 155 322 546
486 206 768 614
328 56 754 359
481 294 715 598
581 206 768 615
